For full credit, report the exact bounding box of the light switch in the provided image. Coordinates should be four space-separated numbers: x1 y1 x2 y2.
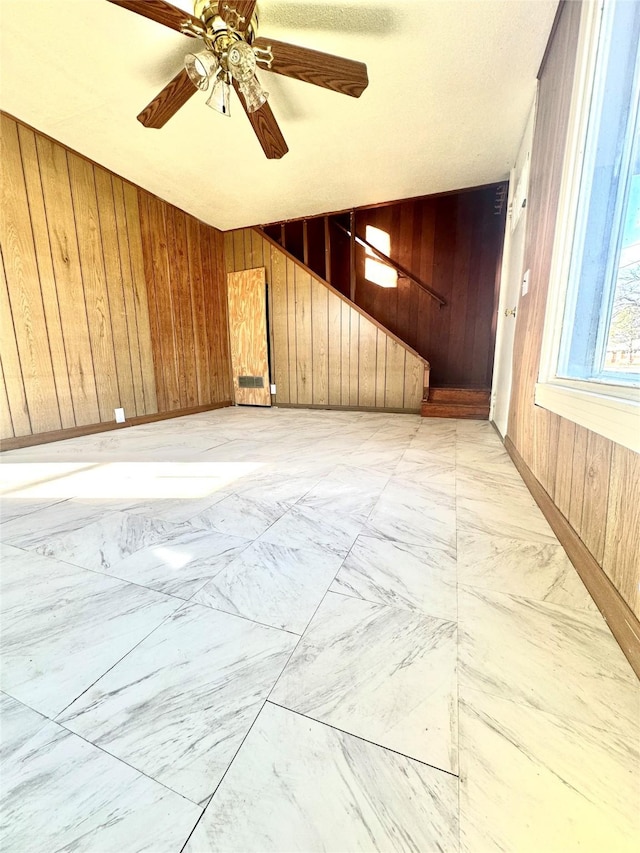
114 408 125 423
522 269 530 296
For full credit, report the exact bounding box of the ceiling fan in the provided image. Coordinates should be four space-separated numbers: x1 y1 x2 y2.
107 1 369 159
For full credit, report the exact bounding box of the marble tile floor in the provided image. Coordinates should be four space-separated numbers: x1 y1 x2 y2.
0 407 638 853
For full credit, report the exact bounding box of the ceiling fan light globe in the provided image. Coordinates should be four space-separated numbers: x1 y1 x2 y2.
184 49 218 91
239 76 268 113
227 39 256 83
206 77 231 116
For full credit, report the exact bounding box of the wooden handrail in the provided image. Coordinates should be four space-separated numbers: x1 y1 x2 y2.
332 221 446 307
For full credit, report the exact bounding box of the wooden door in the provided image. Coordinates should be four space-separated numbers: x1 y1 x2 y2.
227 267 271 406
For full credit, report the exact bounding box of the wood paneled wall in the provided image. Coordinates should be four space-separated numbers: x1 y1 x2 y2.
224 229 428 411
264 185 506 389
507 1 640 618
0 114 231 444
355 186 506 388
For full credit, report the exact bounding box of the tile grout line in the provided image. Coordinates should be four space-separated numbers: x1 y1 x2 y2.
266 699 461 779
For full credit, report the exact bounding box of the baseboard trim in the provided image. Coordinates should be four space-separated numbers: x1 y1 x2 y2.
0 402 233 452
274 403 420 415
504 436 640 680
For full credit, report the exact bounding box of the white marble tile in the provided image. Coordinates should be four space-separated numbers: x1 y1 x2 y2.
0 496 69 525
459 688 640 853
365 480 457 555
34 510 195 572
0 715 200 853
185 702 459 853
458 585 639 734
395 449 457 490
100 528 252 599
0 543 179 716
271 592 458 773
457 530 596 610
260 503 363 557
192 541 344 633
59 603 297 803
189 492 287 539
0 501 114 549
0 692 49 763
330 534 457 620
457 488 557 544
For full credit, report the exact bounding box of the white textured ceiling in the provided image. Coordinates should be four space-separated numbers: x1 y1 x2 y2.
0 0 557 230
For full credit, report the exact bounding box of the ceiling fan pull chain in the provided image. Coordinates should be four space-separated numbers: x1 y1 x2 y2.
253 46 273 69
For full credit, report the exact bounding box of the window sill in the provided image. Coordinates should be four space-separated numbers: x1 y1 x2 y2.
534 381 640 452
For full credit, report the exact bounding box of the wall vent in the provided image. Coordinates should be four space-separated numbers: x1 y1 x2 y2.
238 375 265 388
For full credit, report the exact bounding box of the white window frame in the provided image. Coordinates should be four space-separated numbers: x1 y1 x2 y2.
537 0 640 453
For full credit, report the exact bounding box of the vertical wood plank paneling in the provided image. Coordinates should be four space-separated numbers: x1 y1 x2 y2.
327 287 342 405
295 266 313 405
286 257 298 402
122 182 157 414
270 243 290 403
199 223 222 402
67 152 120 421
358 316 376 407
0 250 31 435
385 340 405 408
17 124 75 429
112 176 145 415
375 331 387 407
137 190 167 413
603 444 640 614
233 230 246 270
1 117 61 433
96 169 138 417
185 216 209 405
568 425 588 532
580 430 612 564
349 309 359 406
37 135 100 425
403 353 423 410
554 419 576 519
340 300 351 406
224 231 235 274
311 279 329 405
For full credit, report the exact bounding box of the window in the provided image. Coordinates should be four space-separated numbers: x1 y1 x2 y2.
537 0 640 452
364 225 398 288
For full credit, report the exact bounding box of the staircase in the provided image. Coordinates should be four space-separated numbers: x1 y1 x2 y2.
420 387 490 419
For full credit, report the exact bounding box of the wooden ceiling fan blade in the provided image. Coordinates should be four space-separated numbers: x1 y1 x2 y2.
218 1 257 33
106 0 204 36
137 69 198 129
253 37 369 98
233 81 288 159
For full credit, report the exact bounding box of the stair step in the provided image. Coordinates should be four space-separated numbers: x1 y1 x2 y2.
428 387 490 405
420 401 490 419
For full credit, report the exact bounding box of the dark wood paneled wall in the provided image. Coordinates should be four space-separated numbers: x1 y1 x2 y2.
356 187 506 388
264 185 506 389
507 1 640 619
0 114 231 444
225 228 428 411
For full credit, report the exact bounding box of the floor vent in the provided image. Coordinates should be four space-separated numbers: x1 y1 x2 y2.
238 375 265 389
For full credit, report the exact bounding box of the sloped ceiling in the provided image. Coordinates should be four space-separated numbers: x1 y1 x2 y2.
0 0 557 230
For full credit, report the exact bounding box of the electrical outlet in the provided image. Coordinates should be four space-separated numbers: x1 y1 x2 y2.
270 384 276 394
114 407 125 423
522 269 530 296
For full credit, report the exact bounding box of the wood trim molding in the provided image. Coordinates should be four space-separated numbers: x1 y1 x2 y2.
504 435 640 680
0 402 233 452
275 403 420 415
253 227 430 368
